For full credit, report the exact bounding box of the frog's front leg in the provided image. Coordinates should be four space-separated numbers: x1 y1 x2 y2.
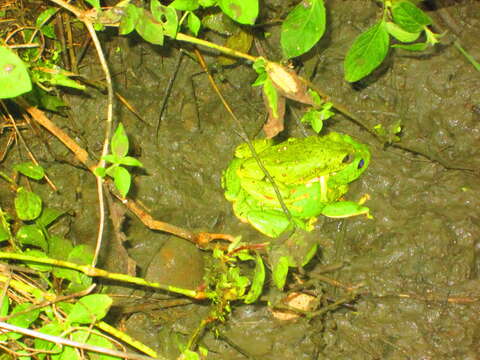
321 195 371 218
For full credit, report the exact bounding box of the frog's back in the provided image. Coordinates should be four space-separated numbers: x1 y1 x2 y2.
254 134 356 183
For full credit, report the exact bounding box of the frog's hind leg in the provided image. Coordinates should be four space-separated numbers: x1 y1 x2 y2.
247 210 294 238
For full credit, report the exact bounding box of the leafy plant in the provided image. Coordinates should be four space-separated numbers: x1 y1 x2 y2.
344 0 441 82
94 123 143 198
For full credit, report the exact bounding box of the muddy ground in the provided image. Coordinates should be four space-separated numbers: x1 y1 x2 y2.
3 0 480 359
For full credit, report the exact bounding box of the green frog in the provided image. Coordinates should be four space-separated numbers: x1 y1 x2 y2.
222 132 371 238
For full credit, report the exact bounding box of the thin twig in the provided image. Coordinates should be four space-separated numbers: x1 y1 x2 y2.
0 322 162 360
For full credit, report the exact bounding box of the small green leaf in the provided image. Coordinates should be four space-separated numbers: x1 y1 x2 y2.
218 0 258 25
85 0 100 10
67 294 113 325
281 0 326 58
199 0 216 6
37 207 63 228
36 7 57 39
15 187 42 221
273 256 289 289
113 166 131 198
263 77 279 118
244 254 265 304
117 156 143 167
385 21 421 43
16 224 47 251
170 0 199 11
0 46 32 99
344 21 390 82
110 123 129 158
136 10 165 45
187 12 201 36
35 322 63 359
0 222 8 242
94 167 106 177
392 0 432 33
119 4 141 35
48 235 73 260
0 296 9 317
23 85 67 112
14 162 45 180
102 154 120 164
9 303 41 328
151 0 179 37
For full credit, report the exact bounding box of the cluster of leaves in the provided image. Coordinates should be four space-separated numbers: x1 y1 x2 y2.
0 7 85 106
94 123 143 198
0 167 118 359
204 239 265 317
344 0 441 82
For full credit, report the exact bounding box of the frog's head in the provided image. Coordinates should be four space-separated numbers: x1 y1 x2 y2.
330 134 370 185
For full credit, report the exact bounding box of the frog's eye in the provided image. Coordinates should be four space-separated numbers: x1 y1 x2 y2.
342 155 351 163
358 159 365 169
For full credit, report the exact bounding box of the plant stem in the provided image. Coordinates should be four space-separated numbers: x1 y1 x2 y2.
176 32 258 63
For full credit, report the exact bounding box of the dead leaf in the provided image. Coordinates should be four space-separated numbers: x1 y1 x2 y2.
262 90 285 138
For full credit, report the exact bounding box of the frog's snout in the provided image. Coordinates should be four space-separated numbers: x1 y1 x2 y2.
358 159 365 169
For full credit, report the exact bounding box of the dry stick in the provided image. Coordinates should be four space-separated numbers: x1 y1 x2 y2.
17 100 235 246
193 49 295 228
0 322 162 360
47 0 115 267
0 101 57 191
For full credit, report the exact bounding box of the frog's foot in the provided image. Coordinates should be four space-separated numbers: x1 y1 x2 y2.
321 196 371 219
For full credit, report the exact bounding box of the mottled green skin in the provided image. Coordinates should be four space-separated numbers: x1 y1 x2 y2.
222 132 371 238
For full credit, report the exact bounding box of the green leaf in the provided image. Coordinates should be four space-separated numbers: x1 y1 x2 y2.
15 187 42 221
9 303 41 328
344 21 390 82
85 0 100 10
170 0 199 11
263 77 279 118
66 294 113 325
218 0 258 25
136 9 165 45
117 156 143 167
392 0 432 33
102 154 120 164
36 7 57 39
0 222 9 242
14 162 45 180
16 224 47 251
37 207 63 228
281 0 326 58
119 4 141 35
151 0 179 37
94 167 106 177
35 322 63 359
23 85 68 112
0 296 9 317
244 254 265 304
110 123 129 158
391 42 428 51
187 12 201 36
385 21 421 43
0 46 32 99
113 166 131 198
199 0 216 6
83 331 118 360
48 235 73 260
272 256 289 289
